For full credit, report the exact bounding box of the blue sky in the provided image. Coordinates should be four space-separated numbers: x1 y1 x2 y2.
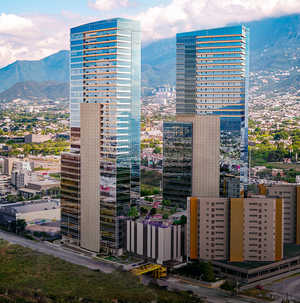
0 0 300 68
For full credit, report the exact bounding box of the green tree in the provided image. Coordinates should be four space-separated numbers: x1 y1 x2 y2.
150 208 157 216
180 215 187 224
128 206 139 219
203 261 215 281
162 214 169 219
153 146 162 154
6 195 18 203
10 219 27 234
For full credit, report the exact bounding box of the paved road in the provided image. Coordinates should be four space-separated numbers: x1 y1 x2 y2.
265 274 300 302
141 275 265 303
0 230 117 273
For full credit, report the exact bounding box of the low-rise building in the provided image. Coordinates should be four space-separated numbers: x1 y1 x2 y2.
13 161 34 172
24 134 51 143
0 199 60 225
27 180 60 193
123 220 185 265
11 170 38 189
0 175 11 186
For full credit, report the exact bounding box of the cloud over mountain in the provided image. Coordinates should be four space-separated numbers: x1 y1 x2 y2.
1 1 300 68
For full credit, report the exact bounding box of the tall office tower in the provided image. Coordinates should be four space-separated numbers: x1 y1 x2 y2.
61 18 141 254
163 25 250 203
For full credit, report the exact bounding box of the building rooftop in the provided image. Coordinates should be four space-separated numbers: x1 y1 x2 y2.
28 181 60 186
0 200 60 214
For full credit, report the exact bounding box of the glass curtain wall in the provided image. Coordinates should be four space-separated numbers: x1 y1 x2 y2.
68 18 141 251
162 122 193 207
176 26 249 198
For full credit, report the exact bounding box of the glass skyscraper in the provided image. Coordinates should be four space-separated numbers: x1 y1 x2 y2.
163 25 249 202
61 18 141 253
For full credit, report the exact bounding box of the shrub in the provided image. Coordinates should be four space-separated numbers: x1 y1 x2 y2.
220 281 235 291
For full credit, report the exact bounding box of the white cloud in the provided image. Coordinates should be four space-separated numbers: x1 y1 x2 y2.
0 13 34 35
1 0 300 68
129 0 300 43
88 0 138 12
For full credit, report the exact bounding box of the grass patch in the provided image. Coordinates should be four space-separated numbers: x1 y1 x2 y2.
0 239 194 302
49 172 60 179
242 288 273 301
142 205 173 217
141 169 162 187
265 162 300 171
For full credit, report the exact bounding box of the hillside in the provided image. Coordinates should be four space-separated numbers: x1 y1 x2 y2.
0 81 69 101
0 50 69 93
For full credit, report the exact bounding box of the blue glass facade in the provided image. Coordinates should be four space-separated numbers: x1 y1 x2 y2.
162 122 193 207
176 26 249 197
63 18 141 250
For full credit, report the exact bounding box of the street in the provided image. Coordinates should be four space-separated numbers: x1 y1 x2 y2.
141 275 265 303
265 274 300 302
0 229 117 273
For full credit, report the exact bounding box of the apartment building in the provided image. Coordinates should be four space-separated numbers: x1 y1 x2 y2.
187 196 283 262
257 184 300 244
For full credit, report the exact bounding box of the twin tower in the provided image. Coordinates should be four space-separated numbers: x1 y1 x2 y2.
60 18 249 254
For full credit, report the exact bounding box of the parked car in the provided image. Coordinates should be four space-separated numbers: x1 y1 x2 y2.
256 284 263 290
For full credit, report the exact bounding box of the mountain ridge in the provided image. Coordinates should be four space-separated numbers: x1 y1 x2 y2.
1 14 300 97
0 80 69 101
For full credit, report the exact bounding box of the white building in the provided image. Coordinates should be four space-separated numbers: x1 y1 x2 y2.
11 170 38 189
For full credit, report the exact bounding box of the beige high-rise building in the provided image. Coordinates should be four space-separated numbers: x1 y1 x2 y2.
187 196 283 262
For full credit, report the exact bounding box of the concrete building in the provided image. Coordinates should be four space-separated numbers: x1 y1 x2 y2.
3 158 17 175
27 180 60 193
11 170 38 189
0 175 11 186
24 134 51 143
257 184 300 244
61 18 141 254
123 220 185 265
0 200 60 225
12 161 34 172
187 196 283 262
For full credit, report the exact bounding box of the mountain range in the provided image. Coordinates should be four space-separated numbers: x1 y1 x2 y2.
0 81 69 101
1 14 300 100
